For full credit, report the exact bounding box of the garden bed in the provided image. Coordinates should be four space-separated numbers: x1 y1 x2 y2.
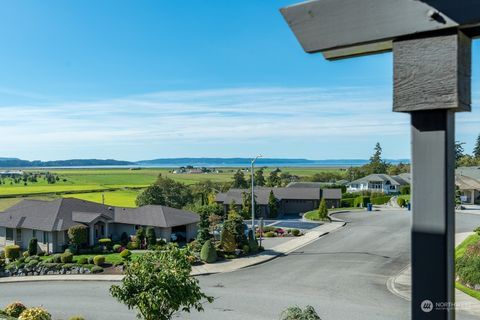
455 232 480 300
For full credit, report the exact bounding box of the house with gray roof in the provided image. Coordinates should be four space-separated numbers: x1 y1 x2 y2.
456 167 480 204
0 198 199 253
346 173 410 194
215 186 342 217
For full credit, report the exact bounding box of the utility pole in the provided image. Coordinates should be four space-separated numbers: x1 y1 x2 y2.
251 155 262 237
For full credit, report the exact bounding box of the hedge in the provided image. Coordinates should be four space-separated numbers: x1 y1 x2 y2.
354 196 370 208
340 198 355 208
93 255 105 266
371 196 392 205
61 252 73 263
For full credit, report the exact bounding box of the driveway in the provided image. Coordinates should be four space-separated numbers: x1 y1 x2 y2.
1 210 480 320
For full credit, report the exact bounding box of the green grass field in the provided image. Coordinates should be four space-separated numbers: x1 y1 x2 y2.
0 167 345 211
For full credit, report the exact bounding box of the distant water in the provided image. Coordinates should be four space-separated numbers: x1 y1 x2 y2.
30 159 410 169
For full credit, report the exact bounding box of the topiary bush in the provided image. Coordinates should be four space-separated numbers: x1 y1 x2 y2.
264 231 275 238
113 244 122 252
52 254 62 264
76 257 88 265
200 240 218 263
146 227 157 248
91 266 104 273
61 252 73 263
119 249 132 261
291 229 301 237
126 241 139 250
397 197 406 207
28 238 38 256
5 245 21 261
4 301 27 318
220 228 236 253
18 307 51 320
67 225 88 248
88 257 95 265
93 255 105 266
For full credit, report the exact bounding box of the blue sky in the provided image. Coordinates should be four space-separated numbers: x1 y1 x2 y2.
0 0 479 161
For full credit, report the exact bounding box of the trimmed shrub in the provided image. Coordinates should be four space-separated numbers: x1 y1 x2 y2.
400 185 411 195
91 266 104 273
291 229 301 237
62 263 75 270
242 244 250 254
113 244 122 252
264 231 275 238
76 257 88 265
135 227 145 248
26 259 39 268
220 228 236 253
69 317 85 320
87 257 94 265
456 254 480 287
146 227 157 248
61 252 73 263
262 226 276 233
340 198 355 208
354 196 370 208
120 249 132 261
126 241 139 250
280 305 321 320
120 232 129 246
52 254 62 263
247 230 258 253
23 251 29 258
5 301 27 317
397 197 406 207
67 225 88 247
5 245 21 261
28 238 38 256
93 255 105 266
370 196 392 205
18 307 52 320
200 240 218 263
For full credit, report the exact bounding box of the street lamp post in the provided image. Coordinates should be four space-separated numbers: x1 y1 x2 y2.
251 155 262 237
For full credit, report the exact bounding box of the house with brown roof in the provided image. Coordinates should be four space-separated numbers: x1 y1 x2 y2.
456 167 480 204
215 186 341 217
0 198 199 253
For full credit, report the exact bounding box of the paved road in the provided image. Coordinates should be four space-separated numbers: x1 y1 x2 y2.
1 210 479 320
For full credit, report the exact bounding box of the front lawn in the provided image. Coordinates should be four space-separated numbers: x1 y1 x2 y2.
304 207 362 221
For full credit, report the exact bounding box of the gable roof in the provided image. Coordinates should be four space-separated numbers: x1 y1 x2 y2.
321 188 342 200
348 174 408 186
0 198 199 231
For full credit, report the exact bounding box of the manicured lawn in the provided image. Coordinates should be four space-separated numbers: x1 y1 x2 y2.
303 207 362 220
39 252 143 264
455 232 480 301
455 233 480 260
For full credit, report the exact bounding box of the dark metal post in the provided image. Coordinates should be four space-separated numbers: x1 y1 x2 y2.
411 110 455 319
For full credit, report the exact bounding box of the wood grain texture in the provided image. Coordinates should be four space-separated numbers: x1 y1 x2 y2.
280 0 480 58
393 32 471 112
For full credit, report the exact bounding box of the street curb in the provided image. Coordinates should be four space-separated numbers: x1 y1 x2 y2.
386 265 410 300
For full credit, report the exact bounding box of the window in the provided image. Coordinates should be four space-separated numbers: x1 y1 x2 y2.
6 228 13 241
32 229 37 238
43 231 49 243
16 229 22 243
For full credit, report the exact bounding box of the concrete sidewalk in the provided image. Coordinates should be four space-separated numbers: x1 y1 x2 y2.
387 232 480 317
0 221 345 283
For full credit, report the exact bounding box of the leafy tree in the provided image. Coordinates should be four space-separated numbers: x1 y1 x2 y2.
146 227 157 248
68 225 88 247
190 180 217 206
318 198 329 221
136 175 193 208
266 168 282 187
455 141 466 163
474 134 480 159
254 169 266 186
232 170 248 188
136 185 166 207
200 240 217 263
110 244 213 320
222 212 247 250
268 190 278 218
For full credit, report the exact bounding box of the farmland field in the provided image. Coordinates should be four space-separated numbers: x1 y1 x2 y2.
0 167 346 211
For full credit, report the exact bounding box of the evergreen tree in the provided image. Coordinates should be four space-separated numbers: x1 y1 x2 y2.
266 168 282 187
367 142 388 174
146 227 157 248
268 190 278 218
232 170 248 188
474 134 480 159
254 169 266 186
318 198 329 221
196 210 211 245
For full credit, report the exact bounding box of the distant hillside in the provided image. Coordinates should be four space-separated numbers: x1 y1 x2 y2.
0 158 135 168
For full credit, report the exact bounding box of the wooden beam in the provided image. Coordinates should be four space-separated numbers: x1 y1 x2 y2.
280 0 480 59
393 31 471 112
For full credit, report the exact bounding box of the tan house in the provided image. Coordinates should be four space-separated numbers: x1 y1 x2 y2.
0 198 199 253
